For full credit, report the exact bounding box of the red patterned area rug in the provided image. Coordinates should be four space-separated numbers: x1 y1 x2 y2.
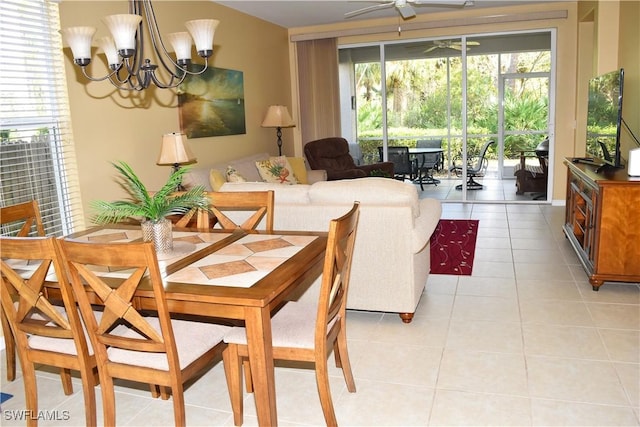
430 219 479 275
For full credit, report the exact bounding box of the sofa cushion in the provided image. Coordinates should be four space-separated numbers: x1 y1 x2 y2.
226 166 247 182
255 156 299 185
227 152 269 182
209 169 226 191
287 157 308 184
308 177 420 217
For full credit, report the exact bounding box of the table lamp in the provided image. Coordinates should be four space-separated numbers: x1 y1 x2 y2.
157 132 197 191
261 105 295 156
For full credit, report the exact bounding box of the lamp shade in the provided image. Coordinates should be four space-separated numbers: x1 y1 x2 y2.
261 105 295 128
59 26 96 62
157 132 197 165
167 32 192 62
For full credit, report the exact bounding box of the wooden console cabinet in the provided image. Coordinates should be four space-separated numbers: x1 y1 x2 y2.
563 159 640 290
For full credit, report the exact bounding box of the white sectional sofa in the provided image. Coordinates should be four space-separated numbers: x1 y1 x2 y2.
183 156 442 323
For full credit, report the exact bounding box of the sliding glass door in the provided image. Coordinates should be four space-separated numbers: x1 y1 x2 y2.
338 30 554 203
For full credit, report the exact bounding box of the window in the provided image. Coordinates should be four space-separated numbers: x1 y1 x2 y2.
0 0 83 236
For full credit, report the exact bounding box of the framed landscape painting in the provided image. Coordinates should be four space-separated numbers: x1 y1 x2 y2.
178 66 246 138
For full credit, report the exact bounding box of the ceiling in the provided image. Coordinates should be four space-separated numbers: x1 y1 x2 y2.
215 0 553 29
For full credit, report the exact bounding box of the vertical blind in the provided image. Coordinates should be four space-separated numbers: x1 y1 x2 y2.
0 0 84 236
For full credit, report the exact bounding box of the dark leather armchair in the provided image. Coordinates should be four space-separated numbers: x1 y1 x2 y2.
304 137 394 180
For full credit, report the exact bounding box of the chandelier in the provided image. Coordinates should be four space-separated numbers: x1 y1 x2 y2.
60 0 219 91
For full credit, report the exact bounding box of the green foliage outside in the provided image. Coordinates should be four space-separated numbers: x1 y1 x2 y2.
352 51 555 164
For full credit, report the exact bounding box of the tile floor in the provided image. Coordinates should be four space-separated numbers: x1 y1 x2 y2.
1 203 639 426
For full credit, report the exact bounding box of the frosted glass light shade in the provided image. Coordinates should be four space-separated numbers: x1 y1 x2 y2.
167 32 192 62
157 133 197 165
96 36 120 67
185 19 219 56
261 105 295 128
59 26 96 62
102 14 142 52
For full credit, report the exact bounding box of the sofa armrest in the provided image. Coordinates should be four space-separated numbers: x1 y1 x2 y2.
307 169 327 184
411 198 442 253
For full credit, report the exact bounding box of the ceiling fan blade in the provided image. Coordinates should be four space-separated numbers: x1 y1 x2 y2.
467 41 480 46
345 2 395 18
397 3 417 19
423 46 439 53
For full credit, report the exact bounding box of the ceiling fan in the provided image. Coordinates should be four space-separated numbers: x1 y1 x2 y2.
345 0 473 20
423 39 480 52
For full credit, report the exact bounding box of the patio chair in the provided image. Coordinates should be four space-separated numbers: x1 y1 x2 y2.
514 137 549 199
450 140 495 190
379 146 418 181
415 139 444 188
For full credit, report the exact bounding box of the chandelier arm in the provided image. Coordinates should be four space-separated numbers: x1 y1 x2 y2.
62 0 218 92
148 69 187 89
106 74 142 91
80 66 122 83
143 0 183 80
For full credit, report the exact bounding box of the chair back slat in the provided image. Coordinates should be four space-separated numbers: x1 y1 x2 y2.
0 236 98 426
0 237 80 340
316 202 359 345
0 200 45 237
208 191 274 232
59 239 176 358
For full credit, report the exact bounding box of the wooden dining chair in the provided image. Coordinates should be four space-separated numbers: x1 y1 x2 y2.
175 191 275 232
0 200 46 382
0 236 98 427
57 238 233 427
223 202 360 426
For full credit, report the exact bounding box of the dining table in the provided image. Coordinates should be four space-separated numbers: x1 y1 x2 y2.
57 224 329 426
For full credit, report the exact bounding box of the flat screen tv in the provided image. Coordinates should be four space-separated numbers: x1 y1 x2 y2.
585 68 624 169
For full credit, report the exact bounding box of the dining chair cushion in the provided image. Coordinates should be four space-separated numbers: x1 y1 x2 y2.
28 309 118 356
224 302 337 349
107 317 230 371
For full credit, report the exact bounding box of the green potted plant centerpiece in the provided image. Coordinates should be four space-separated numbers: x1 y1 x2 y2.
92 161 209 253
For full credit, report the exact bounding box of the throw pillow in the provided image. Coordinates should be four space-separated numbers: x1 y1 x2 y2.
286 157 308 184
209 169 226 191
226 166 246 183
255 156 299 185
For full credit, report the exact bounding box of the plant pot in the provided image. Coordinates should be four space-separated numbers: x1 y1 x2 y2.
141 218 173 253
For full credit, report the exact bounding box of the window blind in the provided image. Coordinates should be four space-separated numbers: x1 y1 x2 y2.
0 0 84 236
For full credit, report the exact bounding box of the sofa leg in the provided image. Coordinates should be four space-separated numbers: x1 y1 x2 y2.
399 313 414 323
